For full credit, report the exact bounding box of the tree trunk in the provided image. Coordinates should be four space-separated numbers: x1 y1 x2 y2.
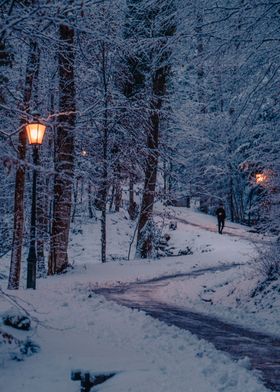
136 67 166 258
129 174 134 208
36 165 47 277
228 175 235 222
48 23 76 274
128 173 137 220
135 115 159 258
88 182 95 219
109 185 115 212
100 41 109 263
114 165 122 212
71 178 79 223
195 7 206 113
163 159 167 199
101 128 108 263
8 40 39 289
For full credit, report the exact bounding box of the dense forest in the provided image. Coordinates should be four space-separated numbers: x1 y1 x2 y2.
1 0 279 289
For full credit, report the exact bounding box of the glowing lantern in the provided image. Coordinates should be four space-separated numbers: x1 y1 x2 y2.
81 150 88 157
26 121 46 145
256 173 267 184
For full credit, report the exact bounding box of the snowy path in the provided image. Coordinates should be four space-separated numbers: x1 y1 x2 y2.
93 264 280 392
1 208 277 392
155 210 269 243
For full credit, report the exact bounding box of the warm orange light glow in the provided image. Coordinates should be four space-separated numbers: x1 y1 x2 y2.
26 122 46 145
256 173 267 184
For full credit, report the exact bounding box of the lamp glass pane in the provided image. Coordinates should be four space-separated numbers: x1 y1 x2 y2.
26 123 46 145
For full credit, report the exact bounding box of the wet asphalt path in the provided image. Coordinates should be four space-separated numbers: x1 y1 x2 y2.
93 264 280 391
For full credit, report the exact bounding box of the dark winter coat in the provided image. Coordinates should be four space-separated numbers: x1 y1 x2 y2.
216 207 226 221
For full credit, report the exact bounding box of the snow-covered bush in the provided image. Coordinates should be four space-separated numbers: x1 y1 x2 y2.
2 308 31 331
0 330 40 363
257 240 280 279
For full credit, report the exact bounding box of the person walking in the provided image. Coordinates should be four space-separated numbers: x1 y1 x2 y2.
216 204 226 234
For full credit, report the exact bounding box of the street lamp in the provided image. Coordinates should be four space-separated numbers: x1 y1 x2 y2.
256 172 267 185
26 117 46 289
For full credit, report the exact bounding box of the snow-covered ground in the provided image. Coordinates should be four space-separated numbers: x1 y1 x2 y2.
0 206 278 391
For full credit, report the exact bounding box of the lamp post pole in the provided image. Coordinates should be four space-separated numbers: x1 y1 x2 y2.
25 116 46 290
26 145 39 289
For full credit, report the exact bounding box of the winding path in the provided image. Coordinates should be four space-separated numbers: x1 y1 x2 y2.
93 264 280 391
155 210 269 243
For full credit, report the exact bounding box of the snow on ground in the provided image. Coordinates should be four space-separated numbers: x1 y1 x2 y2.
0 273 268 392
151 206 280 337
0 205 278 391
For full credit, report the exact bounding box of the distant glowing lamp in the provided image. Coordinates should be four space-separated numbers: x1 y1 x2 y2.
81 149 88 157
256 173 267 184
26 121 46 145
